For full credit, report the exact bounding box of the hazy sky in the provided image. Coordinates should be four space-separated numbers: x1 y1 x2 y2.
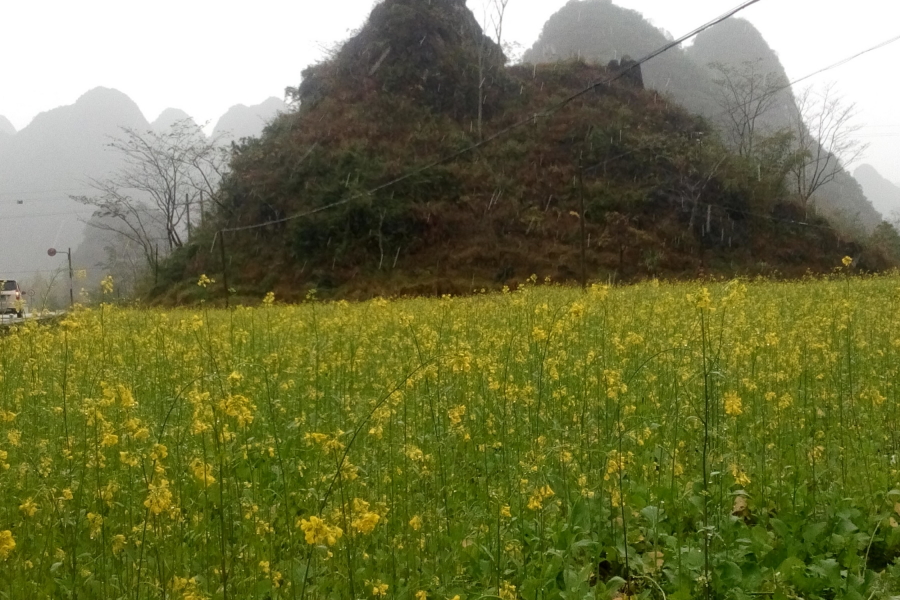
3 0 900 179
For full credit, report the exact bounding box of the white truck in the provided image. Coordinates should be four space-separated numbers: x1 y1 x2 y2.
0 280 24 318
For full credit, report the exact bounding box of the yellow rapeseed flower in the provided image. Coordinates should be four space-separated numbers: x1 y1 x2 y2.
351 498 381 534
111 534 126 556
730 463 751 487
150 443 168 462
371 581 389 597
190 458 216 487
19 497 38 517
500 581 517 600
87 513 103 539
692 287 713 310
0 530 15 560
724 391 743 417
299 516 343 546
409 515 423 531
144 479 173 515
527 485 554 511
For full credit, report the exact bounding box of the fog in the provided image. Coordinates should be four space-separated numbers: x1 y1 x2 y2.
2 0 900 286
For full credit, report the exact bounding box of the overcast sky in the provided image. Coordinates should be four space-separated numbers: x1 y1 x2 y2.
3 0 900 179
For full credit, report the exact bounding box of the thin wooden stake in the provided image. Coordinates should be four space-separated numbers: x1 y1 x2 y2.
219 232 229 309
578 154 587 291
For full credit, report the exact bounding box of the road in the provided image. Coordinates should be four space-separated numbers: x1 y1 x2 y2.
0 311 64 326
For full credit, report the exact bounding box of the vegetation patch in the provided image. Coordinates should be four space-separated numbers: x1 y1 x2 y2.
2 272 900 598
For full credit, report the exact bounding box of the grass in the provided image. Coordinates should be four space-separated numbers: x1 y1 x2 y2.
1 271 900 600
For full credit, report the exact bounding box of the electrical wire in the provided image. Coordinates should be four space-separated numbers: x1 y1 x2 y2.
0 209 95 220
785 33 900 90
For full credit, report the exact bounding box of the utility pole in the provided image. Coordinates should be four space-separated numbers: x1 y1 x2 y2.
47 247 74 308
67 247 74 307
219 232 230 309
578 155 587 291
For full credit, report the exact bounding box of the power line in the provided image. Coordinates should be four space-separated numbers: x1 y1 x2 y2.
0 186 96 197
0 209 95 221
216 0 765 239
786 33 900 90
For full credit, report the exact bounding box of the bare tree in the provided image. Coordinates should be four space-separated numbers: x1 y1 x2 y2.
490 0 510 48
790 83 867 216
475 0 510 140
72 120 228 272
711 60 788 158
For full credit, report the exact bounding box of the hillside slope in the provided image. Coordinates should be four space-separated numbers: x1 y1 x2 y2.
212 97 286 143
687 18 882 232
153 0 876 303
0 115 14 136
524 6 881 234
855 164 900 219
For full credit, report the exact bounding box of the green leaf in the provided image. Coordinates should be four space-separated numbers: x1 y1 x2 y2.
718 560 743 588
835 517 859 536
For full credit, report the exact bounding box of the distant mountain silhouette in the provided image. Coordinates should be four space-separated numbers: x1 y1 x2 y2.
687 18 795 131
522 6 881 233
0 116 14 136
151 108 195 132
522 0 718 118
855 164 900 220
0 88 285 288
687 18 881 231
0 87 151 282
211 97 286 143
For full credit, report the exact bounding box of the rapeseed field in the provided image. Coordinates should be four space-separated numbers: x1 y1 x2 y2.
1 270 900 600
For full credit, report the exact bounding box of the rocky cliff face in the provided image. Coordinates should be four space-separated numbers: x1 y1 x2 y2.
296 0 508 121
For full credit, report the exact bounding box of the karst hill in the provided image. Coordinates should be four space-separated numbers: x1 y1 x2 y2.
156 0 883 303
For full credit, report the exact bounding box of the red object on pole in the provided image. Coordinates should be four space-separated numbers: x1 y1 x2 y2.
47 247 75 307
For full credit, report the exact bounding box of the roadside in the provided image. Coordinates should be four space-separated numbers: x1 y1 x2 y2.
0 311 66 327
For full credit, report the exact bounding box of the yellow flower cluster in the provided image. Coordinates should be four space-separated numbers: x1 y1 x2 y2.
527 485 554 511
299 515 343 546
0 530 14 560
351 498 381 535
190 458 216 487
724 391 743 417
144 478 173 516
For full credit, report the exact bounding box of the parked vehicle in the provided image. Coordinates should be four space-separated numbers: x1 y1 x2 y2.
0 280 25 318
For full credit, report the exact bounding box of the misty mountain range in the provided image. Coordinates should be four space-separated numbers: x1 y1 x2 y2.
0 89 285 286
524 1 890 232
854 164 900 220
0 116 15 137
